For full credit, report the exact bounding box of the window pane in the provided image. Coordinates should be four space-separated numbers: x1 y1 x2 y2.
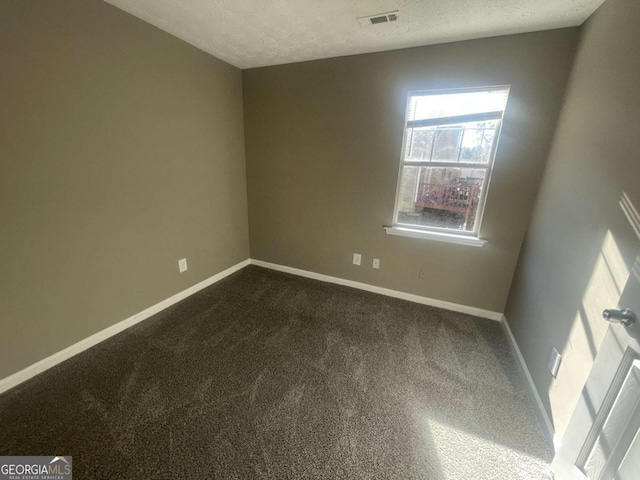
432 127 463 162
405 127 435 161
459 122 497 164
405 121 497 163
396 166 421 214
396 166 486 232
407 88 509 122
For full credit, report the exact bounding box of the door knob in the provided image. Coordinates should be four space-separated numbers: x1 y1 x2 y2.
602 308 637 327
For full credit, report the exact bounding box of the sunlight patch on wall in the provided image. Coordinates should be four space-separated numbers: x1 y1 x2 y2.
620 192 640 241
632 255 640 286
550 230 630 437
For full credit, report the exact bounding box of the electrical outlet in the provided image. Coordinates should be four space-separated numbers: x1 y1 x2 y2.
353 253 361 266
178 258 188 273
373 258 380 269
418 267 426 280
548 347 562 378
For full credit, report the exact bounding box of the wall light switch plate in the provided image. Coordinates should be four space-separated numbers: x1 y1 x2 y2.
548 347 562 378
353 253 361 266
373 258 380 269
178 258 188 273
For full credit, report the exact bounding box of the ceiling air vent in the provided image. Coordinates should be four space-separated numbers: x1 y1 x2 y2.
357 11 399 27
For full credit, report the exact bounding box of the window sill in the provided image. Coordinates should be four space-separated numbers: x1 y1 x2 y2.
384 226 487 247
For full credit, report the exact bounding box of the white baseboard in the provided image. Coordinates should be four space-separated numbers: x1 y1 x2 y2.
0 257 503 396
501 314 556 446
0 258 250 395
249 259 503 321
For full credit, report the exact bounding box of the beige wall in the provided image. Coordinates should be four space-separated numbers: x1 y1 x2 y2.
0 0 249 379
243 29 579 313
505 0 640 438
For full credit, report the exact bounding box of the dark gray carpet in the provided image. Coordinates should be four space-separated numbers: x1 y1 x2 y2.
0 266 553 479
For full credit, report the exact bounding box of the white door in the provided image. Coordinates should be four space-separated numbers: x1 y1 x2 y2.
552 292 640 479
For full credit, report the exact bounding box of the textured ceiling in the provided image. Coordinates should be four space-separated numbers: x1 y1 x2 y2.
104 0 605 69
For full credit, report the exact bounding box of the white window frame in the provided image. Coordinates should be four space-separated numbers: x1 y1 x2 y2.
386 86 510 246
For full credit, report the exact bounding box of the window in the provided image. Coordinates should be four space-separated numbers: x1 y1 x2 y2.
388 86 510 245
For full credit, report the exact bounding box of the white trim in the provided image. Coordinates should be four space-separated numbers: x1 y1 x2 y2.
384 226 487 247
0 259 250 395
250 259 502 321
501 314 557 447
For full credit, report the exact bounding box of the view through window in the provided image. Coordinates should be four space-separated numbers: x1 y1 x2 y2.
393 86 510 236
